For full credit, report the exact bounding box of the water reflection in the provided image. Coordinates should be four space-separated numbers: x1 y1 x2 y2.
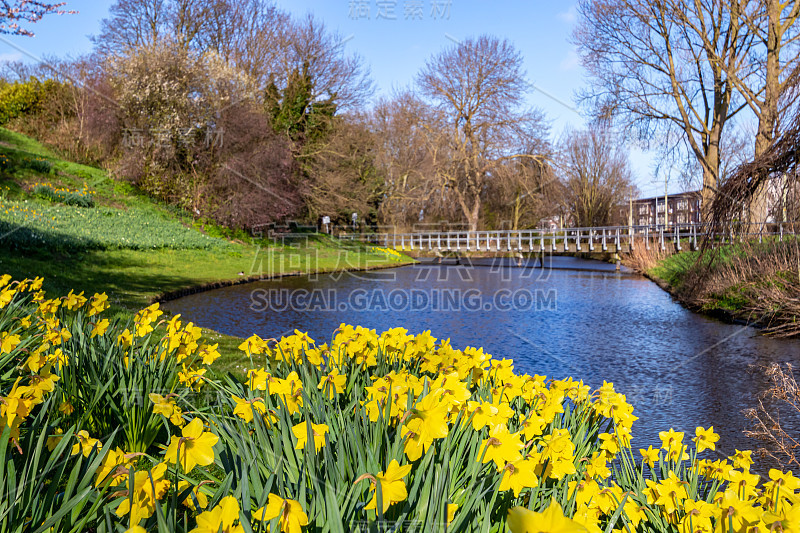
164 256 800 470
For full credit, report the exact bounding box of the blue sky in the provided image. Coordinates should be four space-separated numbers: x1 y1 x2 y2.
271 1 587 126
0 0 673 197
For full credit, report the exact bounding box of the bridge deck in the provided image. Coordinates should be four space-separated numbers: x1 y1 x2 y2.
337 224 797 255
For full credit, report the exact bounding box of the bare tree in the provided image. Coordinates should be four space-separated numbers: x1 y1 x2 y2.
0 56 101 162
707 79 800 233
194 0 290 86
723 0 800 225
168 0 206 49
417 35 547 231
280 14 374 113
93 0 168 55
369 91 442 229
559 127 638 228
210 101 302 229
302 116 384 224
726 1 800 154
483 139 559 230
95 0 370 112
575 0 751 214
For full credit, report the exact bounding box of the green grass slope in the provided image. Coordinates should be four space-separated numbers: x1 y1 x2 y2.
0 127 412 373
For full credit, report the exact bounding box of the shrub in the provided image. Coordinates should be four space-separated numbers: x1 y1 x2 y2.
745 363 800 469
22 156 54 174
0 80 41 125
0 153 11 174
32 182 94 207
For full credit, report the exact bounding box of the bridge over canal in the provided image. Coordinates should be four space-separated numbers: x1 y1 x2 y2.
339 223 797 256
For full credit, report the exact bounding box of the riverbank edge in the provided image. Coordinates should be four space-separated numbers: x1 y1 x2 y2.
153 259 417 304
641 269 764 330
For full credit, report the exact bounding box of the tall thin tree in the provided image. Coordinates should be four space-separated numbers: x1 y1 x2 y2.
417 35 546 231
575 0 751 215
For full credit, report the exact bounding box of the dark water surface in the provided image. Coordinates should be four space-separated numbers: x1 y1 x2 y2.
165 256 800 469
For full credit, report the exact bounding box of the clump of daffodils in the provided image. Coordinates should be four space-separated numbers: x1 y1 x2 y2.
2 273 800 533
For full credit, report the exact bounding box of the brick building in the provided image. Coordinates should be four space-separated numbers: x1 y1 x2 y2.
622 191 702 227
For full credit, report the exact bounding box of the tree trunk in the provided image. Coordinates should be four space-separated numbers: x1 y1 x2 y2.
467 200 481 232
699 122 722 222
750 0 781 228
700 168 717 221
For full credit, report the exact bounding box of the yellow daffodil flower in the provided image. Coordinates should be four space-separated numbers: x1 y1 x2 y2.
0 332 20 354
90 318 110 337
178 480 209 511
693 426 720 453
190 495 243 533
71 430 101 457
292 420 329 453
115 463 170 525
479 424 524 468
164 418 218 472
499 458 539 497
507 499 588 533
365 460 413 513
640 445 660 469
88 292 109 317
318 368 346 399
254 494 309 533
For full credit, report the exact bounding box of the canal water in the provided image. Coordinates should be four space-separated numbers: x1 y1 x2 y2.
164 256 800 469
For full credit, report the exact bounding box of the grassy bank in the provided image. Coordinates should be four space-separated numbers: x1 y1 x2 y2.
0 127 412 373
645 238 800 336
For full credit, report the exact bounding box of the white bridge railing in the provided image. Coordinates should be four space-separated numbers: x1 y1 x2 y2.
337 223 798 254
